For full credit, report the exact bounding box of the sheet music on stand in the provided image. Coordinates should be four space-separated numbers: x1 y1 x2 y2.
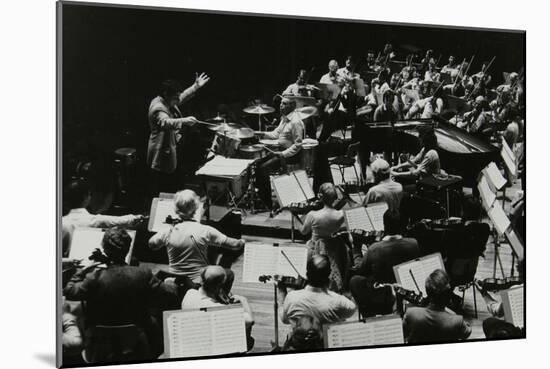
272 170 314 208
323 315 404 348
162 305 247 359
68 227 136 265
343 202 388 232
483 162 507 191
487 201 511 235
196 156 253 177
500 285 524 329
500 138 517 177
478 174 497 210
148 197 177 232
242 243 308 283
393 253 445 296
505 228 525 260
316 83 341 100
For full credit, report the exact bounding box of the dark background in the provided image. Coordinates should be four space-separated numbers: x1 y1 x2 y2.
61 2 525 177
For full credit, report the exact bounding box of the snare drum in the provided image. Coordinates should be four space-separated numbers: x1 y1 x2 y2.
211 132 241 157
238 144 266 160
301 138 319 172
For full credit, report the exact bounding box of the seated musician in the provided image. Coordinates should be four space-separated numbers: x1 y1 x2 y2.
320 59 341 85
337 55 360 81
391 126 441 184
403 269 472 343
472 60 493 87
182 265 256 350
363 158 403 212
441 55 458 74
281 254 356 332
420 49 435 73
64 227 178 362
300 183 347 293
255 97 304 207
457 95 493 134
283 69 314 97
404 86 444 119
62 179 144 256
477 258 524 339
424 61 440 82
148 189 245 287
350 210 420 317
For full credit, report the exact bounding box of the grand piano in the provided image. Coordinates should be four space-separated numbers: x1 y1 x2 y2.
391 117 500 187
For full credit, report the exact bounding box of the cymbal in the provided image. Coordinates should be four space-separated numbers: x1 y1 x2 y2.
243 104 276 115
208 122 240 132
232 128 255 139
207 115 226 123
286 106 318 121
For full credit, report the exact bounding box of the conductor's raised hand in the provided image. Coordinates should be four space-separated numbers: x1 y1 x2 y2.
194 72 210 88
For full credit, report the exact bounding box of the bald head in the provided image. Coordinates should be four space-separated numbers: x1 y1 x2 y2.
201 265 227 294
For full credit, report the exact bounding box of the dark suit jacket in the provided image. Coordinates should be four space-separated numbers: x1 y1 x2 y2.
64 264 177 327
404 305 471 343
356 237 421 283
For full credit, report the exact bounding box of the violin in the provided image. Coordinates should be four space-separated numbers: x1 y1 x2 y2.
333 229 382 245
374 282 428 307
288 200 323 215
476 277 522 292
259 274 307 290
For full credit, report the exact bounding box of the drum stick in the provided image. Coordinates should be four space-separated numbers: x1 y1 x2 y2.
263 145 277 153
195 120 218 126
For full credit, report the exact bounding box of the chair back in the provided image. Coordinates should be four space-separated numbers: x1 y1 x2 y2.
84 324 151 363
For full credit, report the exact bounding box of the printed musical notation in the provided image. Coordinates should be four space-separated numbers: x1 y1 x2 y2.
324 315 404 348
148 197 177 232
164 306 247 358
393 253 445 296
69 227 136 265
501 285 524 329
242 243 308 283
344 202 388 232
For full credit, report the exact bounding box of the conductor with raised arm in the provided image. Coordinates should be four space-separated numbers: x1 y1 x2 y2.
147 73 210 194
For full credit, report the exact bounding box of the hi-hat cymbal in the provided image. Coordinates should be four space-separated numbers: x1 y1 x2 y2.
286 106 318 121
243 104 276 115
208 122 240 132
232 128 255 139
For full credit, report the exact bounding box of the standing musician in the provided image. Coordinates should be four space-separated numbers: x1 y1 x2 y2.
319 60 342 85
350 210 421 317
148 190 245 287
147 75 210 194
255 97 305 208
300 183 347 293
318 76 360 142
403 269 472 343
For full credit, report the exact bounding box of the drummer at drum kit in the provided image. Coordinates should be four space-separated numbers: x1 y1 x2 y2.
254 97 305 208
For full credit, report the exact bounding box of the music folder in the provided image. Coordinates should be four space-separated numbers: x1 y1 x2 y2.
323 314 404 349
162 305 247 359
482 162 507 191
343 202 388 232
68 227 136 265
148 197 177 233
477 173 497 211
487 201 511 235
500 285 524 329
504 227 524 260
500 138 517 177
272 170 315 208
393 253 445 296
